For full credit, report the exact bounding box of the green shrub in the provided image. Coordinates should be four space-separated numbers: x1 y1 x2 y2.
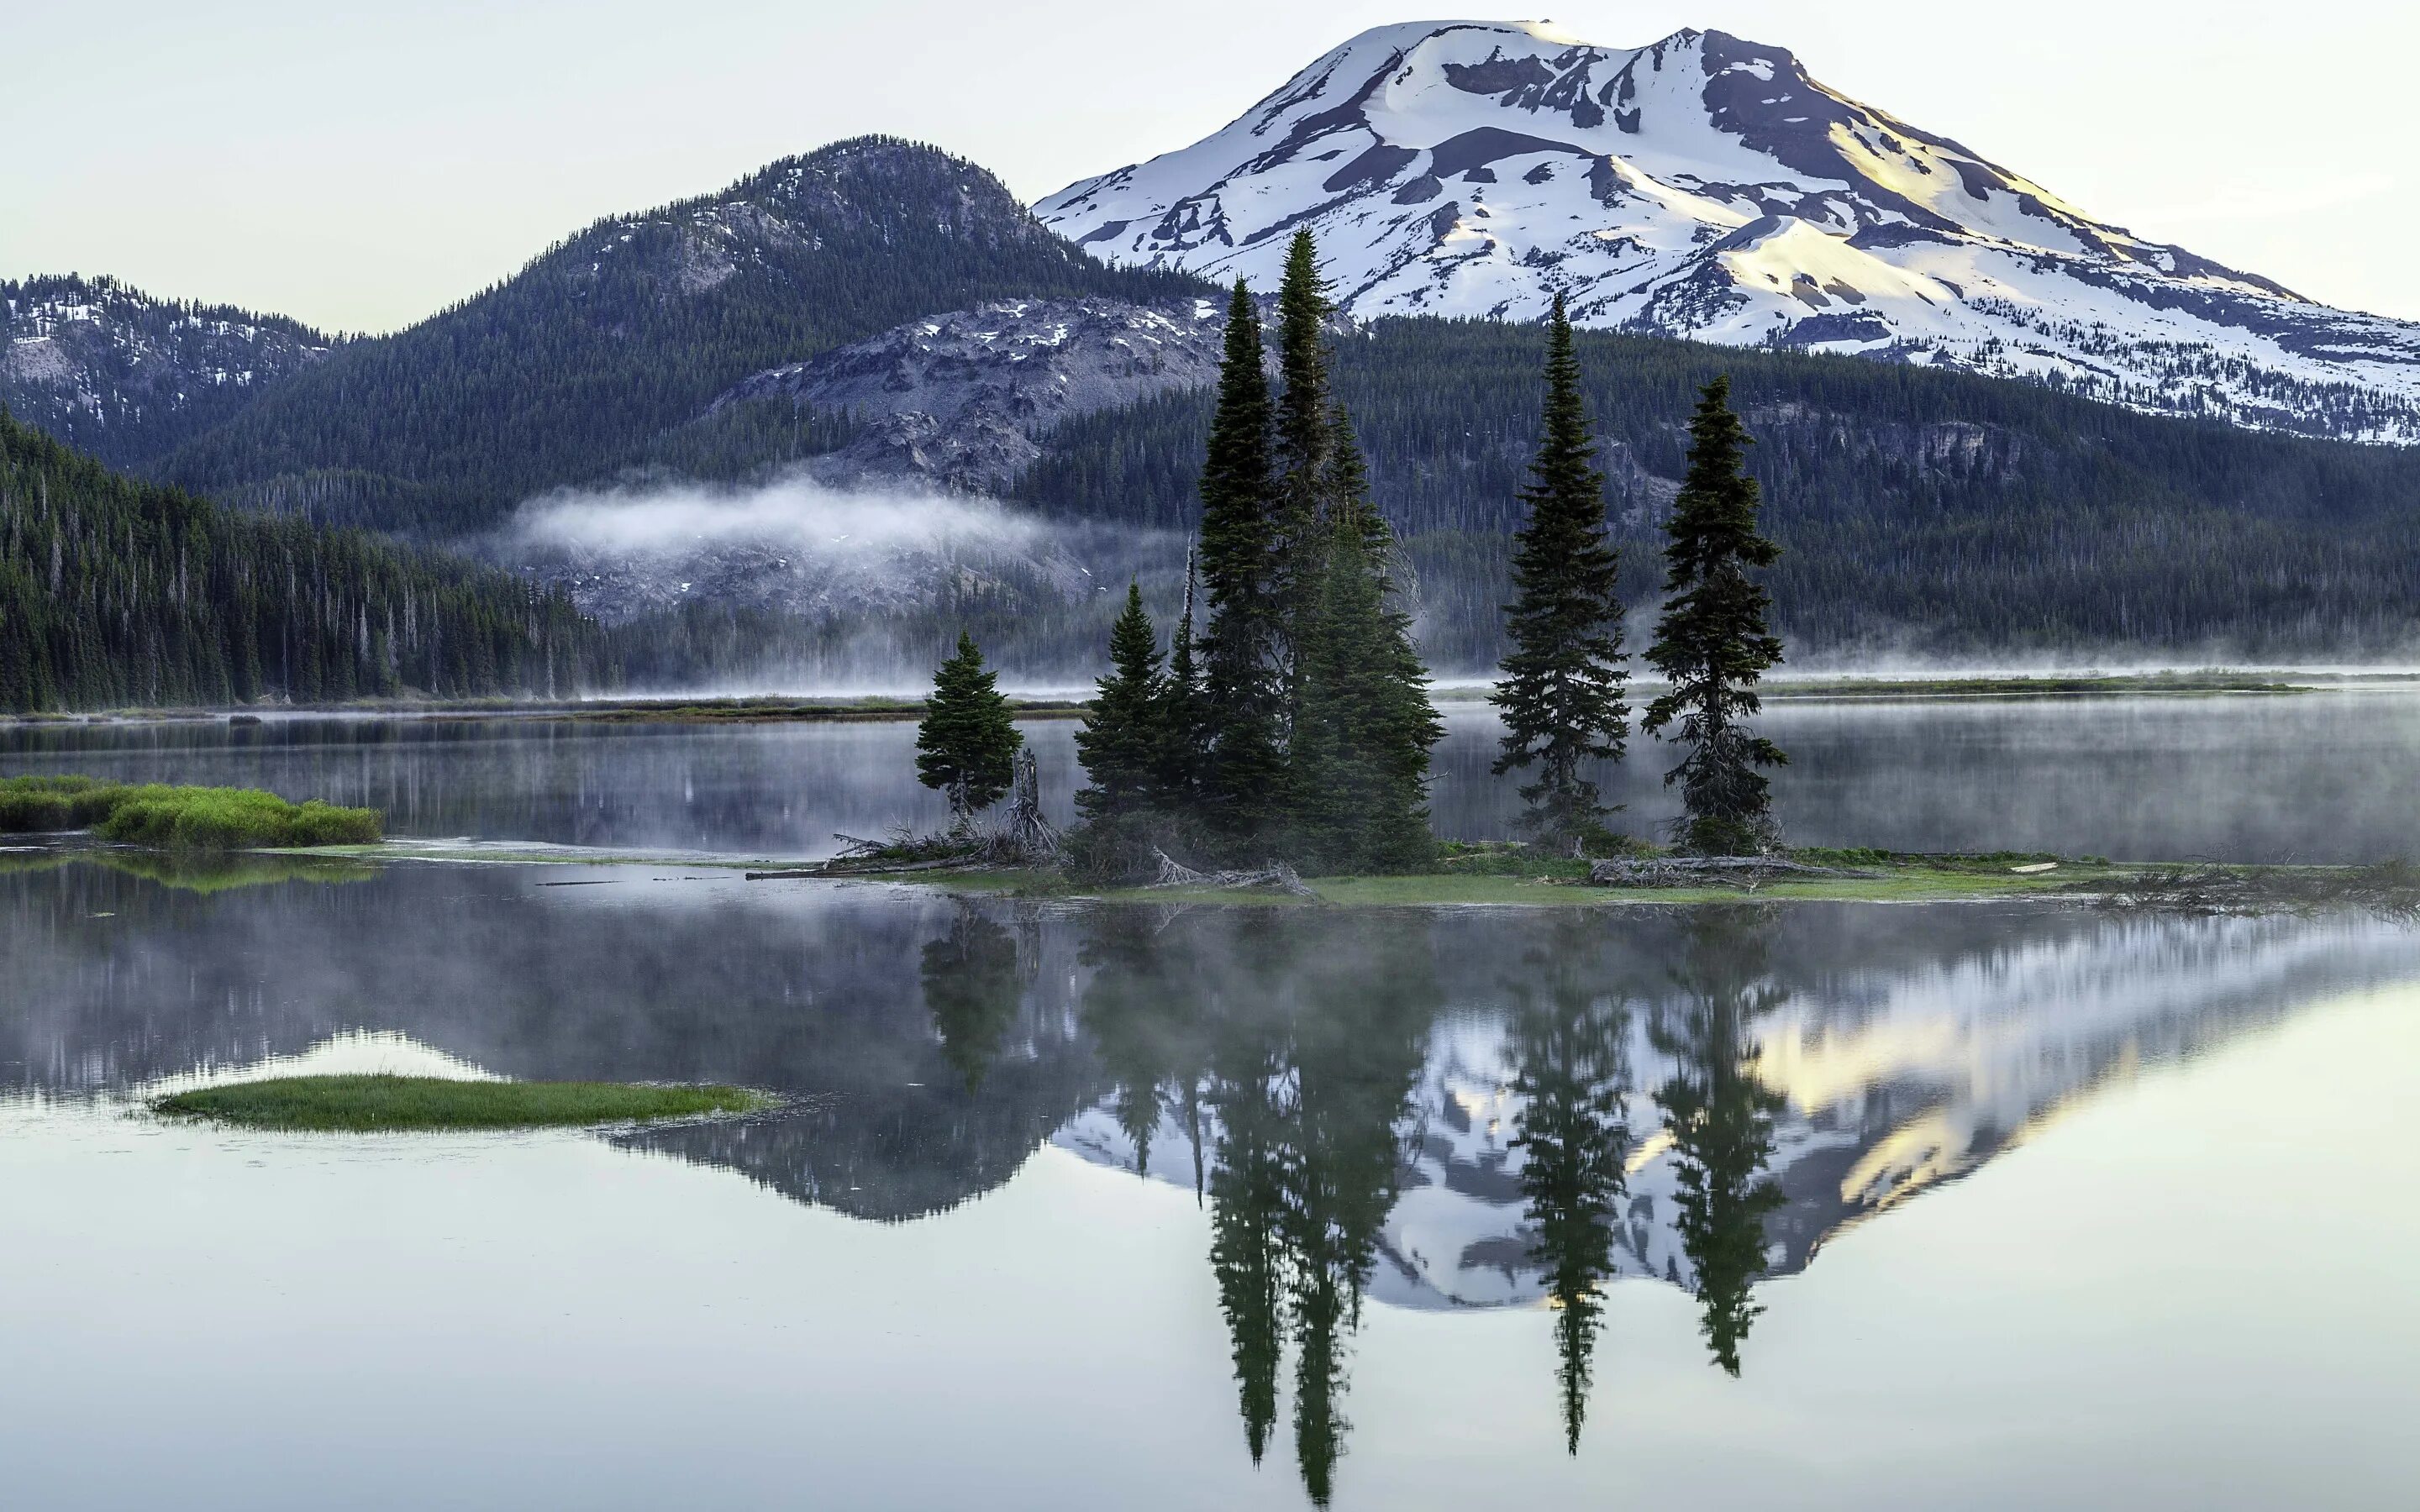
0 774 127 831
1 775 381 848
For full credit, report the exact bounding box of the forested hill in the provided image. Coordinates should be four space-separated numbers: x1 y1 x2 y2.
1018 320 2420 660
148 136 1211 538
1 274 334 470
0 409 605 712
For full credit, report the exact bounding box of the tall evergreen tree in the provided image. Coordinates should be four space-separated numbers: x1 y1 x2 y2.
1491 291 1631 850
915 630 1022 823
1293 414 1441 871
1073 583 1164 822
1196 280 1286 837
1642 376 1786 855
1270 230 1337 722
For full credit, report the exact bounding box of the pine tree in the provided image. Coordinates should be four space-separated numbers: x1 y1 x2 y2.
1197 280 1285 837
915 630 1022 823
1292 411 1442 871
1641 377 1786 855
1074 583 1165 822
1270 230 1335 726
1491 291 1630 851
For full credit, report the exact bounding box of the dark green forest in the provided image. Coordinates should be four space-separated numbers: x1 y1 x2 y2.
150 137 1206 536
1018 321 2420 660
0 410 604 712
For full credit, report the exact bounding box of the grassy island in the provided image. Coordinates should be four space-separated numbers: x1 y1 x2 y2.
153 1074 771 1131
813 841 2420 915
0 775 381 848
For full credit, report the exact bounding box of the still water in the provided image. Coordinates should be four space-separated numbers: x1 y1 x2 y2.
3 701 2418 1509
8 690 2420 860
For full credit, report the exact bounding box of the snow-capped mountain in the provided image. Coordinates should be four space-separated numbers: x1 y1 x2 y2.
1038 20 2420 444
1 274 332 467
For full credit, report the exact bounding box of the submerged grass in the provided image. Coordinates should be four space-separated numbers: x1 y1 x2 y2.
0 775 381 848
0 847 379 893
153 1074 771 1131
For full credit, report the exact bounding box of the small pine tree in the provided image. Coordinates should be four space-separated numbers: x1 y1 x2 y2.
915 630 1022 823
1492 291 1630 852
1197 280 1286 838
1641 377 1786 855
1074 583 1165 822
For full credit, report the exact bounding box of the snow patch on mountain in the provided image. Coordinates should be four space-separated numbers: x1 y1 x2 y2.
1036 20 2420 444
1 274 331 465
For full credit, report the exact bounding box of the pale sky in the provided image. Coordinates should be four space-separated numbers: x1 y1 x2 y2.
5 1 2410 333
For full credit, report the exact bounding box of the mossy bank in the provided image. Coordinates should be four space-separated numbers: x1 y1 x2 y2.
153 1074 771 1131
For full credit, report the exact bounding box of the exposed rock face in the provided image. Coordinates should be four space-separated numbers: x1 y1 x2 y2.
1 274 331 467
1037 19 2420 444
708 294 1230 491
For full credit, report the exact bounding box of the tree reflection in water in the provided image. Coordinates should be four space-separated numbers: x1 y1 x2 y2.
1652 907 1787 1375
1058 904 1789 1497
918 903 1022 1092
17 856 2356 1504
1072 911 1437 1505
1507 913 1634 1452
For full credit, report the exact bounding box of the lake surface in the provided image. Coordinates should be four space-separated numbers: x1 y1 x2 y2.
9 689 2420 861
4 699 2418 1508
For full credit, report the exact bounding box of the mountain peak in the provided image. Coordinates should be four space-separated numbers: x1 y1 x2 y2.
1036 18 2420 442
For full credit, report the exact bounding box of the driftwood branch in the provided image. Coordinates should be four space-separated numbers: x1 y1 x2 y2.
1150 848 1318 899
981 749 1062 866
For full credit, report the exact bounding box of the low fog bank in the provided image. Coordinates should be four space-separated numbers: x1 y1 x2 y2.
495 472 1193 691
492 472 2420 697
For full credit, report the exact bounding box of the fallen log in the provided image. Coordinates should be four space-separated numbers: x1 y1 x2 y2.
747 855 976 880
1586 856 1880 888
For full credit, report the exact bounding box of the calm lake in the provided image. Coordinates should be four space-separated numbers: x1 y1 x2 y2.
4 697 2417 1509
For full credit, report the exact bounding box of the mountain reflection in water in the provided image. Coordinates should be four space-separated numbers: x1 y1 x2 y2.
7 860 2416 1503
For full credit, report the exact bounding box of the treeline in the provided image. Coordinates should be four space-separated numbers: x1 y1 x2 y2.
1016 319 2420 659
150 137 1207 537
0 410 605 712
1050 239 1442 875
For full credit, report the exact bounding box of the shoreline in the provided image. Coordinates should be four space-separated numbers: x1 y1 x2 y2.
8 837 2390 912
13 669 2420 728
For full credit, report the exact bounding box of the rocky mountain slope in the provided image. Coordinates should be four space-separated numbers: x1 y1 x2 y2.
705 292 1231 492
143 136 1207 535
1038 19 2420 444
1 275 331 469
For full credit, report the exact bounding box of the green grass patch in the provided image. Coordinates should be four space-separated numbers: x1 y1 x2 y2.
0 776 381 849
153 1074 771 1131
0 774 128 830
